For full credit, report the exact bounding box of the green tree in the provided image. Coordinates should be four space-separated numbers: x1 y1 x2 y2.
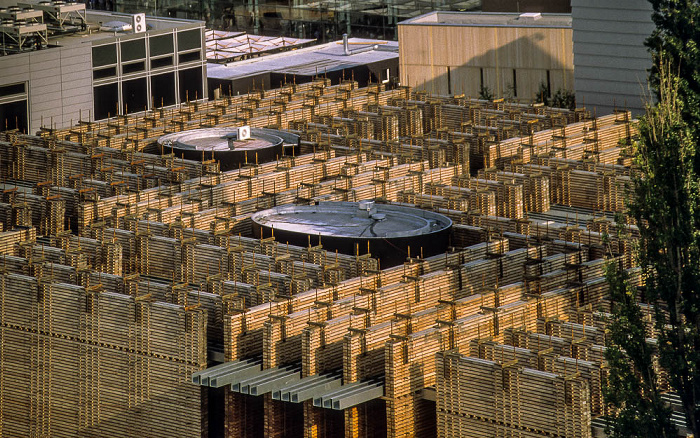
646 0 700 136
645 1 700 434
603 260 676 438
605 60 700 436
534 81 550 105
478 86 493 101
551 88 576 111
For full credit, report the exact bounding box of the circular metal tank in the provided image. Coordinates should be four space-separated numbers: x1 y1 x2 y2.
157 127 295 171
251 201 453 268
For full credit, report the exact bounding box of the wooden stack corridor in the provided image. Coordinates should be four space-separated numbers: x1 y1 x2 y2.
0 81 642 438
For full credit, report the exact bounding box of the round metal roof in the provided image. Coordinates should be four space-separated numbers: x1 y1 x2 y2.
157 127 283 152
251 201 452 239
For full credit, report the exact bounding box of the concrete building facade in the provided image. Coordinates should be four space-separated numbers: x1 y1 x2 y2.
397 12 573 102
571 0 655 115
0 9 206 134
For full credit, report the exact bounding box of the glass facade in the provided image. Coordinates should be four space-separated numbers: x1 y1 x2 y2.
114 0 479 42
91 26 205 119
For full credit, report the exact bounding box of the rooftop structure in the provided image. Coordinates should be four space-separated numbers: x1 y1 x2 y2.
0 7 206 134
397 11 573 100
114 0 482 42
157 127 298 170
403 10 571 27
251 201 453 267
205 30 315 63
481 0 571 13
206 36 399 97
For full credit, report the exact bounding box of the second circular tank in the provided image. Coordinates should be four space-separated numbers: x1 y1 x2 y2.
251 201 453 267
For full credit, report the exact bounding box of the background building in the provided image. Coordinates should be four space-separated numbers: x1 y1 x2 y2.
397 11 573 101
571 0 654 115
482 0 570 13
0 7 206 134
112 0 482 42
206 37 399 97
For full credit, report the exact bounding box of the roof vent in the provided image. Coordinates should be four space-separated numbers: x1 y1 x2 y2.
519 12 542 21
99 20 133 32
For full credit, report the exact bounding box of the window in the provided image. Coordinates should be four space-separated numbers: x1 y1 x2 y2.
0 83 25 97
150 34 174 57
92 44 117 67
178 67 203 102
121 38 146 62
151 56 173 69
447 66 451 95
178 51 201 64
93 83 119 120
546 70 552 98
0 100 28 132
512 69 517 97
177 29 201 52
93 67 117 80
151 72 176 108
0 81 29 133
123 61 146 75
122 77 148 114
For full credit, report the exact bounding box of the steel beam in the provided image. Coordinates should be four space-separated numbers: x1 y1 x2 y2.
190 357 262 387
232 365 301 396
312 380 384 410
272 372 342 403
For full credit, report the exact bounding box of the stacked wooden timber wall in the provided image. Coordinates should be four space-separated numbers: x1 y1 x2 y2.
0 81 642 438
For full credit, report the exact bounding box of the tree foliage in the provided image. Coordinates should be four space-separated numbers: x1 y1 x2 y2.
534 81 550 105
606 2 700 434
550 88 576 111
605 60 700 436
533 82 575 110
478 86 493 101
604 259 676 438
647 0 700 136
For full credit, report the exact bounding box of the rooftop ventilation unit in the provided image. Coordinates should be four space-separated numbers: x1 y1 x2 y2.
519 12 542 21
132 12 144 33
20 0 85 32
0 11 47 53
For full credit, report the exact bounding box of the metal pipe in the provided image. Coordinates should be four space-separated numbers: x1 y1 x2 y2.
342 33 350 55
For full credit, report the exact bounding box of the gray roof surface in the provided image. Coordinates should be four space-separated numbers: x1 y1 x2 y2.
32 9 201 47
400 11 572 28
206 37 398 80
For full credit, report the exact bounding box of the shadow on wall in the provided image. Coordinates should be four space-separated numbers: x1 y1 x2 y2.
407 34 573 103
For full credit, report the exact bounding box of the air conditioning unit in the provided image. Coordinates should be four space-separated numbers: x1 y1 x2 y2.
238 125 251 140
132 13 145 33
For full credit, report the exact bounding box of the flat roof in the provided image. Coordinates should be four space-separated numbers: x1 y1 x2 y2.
400 11 571 28
206 37 398 81
0 6 202 50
